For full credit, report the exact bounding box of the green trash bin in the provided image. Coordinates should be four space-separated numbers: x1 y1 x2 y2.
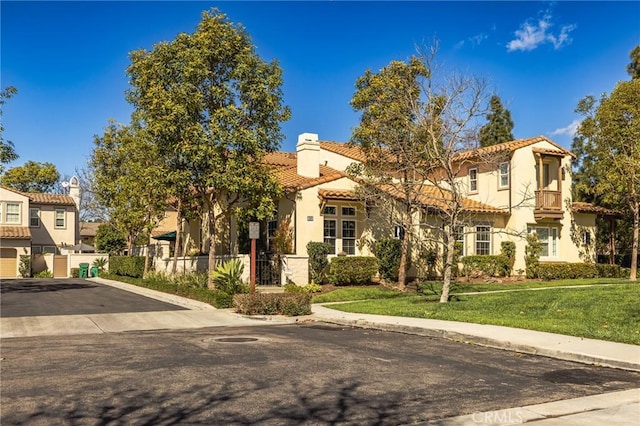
90 266 99 277
79 263 90 278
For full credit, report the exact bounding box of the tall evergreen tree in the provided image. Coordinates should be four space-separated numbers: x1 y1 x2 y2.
478 95 514 147
627 45 640 80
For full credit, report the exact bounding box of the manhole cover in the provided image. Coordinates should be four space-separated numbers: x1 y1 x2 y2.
212 337 259 343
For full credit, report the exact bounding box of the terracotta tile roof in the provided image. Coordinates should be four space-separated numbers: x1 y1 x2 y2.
572 202 622 217
531 147 569 157
452 136 575 162
272 164 346 192
319 136 574 166
0 226 32 240
80 222 102 237
380 183 508 215
1 186 75 206
318 189 360 201
263 152 298 166
320 141 367 162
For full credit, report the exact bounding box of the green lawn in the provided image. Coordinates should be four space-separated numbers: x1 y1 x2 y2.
315 279 640 345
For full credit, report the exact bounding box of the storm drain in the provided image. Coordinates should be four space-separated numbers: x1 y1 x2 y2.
202 337 261 344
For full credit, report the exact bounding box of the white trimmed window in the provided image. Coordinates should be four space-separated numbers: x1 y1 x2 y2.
341 206 356 217
323 219 337 254
394 226 405 240
528 226 559 258
5 202 20 224
55 209 66 228
323 205 336 215
43 246 56 254
469 168 478 193
342 220 356 255
498 162 509 189
583 230 591 245
475 225 491 255
454 225 465 256
30 208 40 227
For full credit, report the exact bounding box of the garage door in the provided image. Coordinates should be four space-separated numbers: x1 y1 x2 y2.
0 248 18 278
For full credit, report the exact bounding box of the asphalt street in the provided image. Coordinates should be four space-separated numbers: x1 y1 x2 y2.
2 323 639 425
0 278 186 317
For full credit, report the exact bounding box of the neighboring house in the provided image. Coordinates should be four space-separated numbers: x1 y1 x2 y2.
0 177 80 278
79 221 102 246
153 133 610 283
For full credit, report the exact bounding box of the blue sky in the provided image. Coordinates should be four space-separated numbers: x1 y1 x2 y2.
2 1 639 179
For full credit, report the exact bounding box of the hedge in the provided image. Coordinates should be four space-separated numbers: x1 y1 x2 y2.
233 293 311 316
461 255 510 278
595 263 624 278
374 238 402 281
109 256 146 278
329 256 378 286
538 263 599 281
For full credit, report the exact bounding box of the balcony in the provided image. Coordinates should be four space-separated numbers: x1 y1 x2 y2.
534 190 563 220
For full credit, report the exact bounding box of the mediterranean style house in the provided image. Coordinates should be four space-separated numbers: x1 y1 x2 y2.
154 133 611 284
0 177 81 278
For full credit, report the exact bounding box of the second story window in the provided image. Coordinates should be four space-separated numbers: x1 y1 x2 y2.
30 208 40 227
55 209 66 229
469 168 478 193
5 203 20 224
498 162 509 189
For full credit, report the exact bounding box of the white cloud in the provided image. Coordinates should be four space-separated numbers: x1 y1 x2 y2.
455 32 488 50
551 119 581 136
507 12 575 52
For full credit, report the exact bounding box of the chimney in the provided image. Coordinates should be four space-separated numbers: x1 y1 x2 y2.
68 175 81 211
296 133 320 178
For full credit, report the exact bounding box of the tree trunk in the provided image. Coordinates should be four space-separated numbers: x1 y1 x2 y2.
143 232 152 278
127 234 134 256
631 202 639 281
440 229 455 303
171 199 183 275
207 206 217 289
397 209 413 291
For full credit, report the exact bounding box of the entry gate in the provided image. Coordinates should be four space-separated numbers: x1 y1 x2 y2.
256 252 281 286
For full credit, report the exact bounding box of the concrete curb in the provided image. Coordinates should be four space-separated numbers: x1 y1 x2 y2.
309 306 640 372
87 277 217 311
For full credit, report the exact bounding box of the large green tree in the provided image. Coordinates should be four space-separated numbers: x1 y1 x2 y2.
573 79 640 281
478 95 514 147
91 121 170 276
126 9 290 286
349 45 491 300
0 161 60 193
627 45 640 80
0 86 19 173
95 223 127 255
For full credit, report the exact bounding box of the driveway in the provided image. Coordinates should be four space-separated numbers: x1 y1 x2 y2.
0 278 187 317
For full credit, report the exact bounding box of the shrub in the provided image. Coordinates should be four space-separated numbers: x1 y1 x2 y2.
307 242 331 284
233 293 311 316
284 282 322 294
524 233 542 279
374 238 402 281
34 269 53 278
109 256 145 278
595 264 623 278
71 268 80 278
537 263 599 281
461 255 510 278
500 241 516 275
19 254 31 278
172 272 209 288
211 259 248 295
329 256 378 286
92 257 108 271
